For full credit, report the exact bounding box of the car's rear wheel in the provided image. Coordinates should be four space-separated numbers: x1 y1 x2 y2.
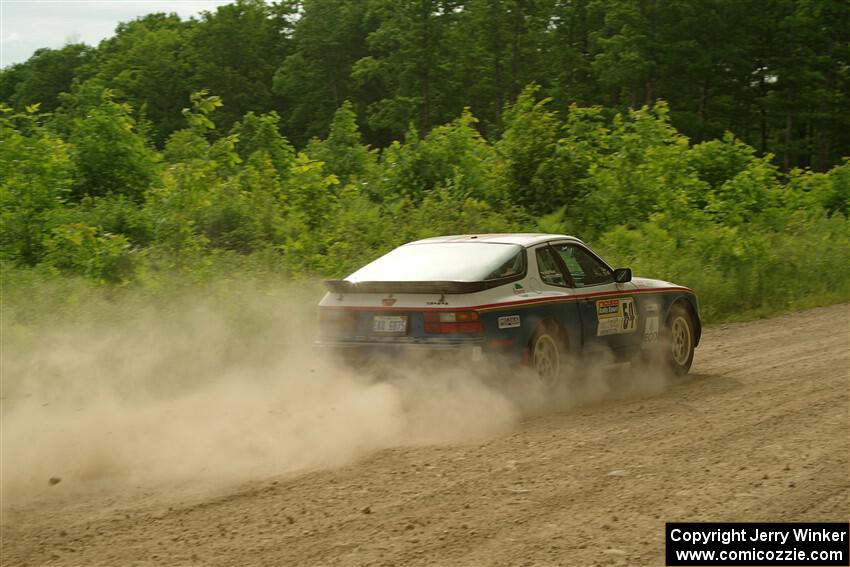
530 325 569 388
665 304 695 375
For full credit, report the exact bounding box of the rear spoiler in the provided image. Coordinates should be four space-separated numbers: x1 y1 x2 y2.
323 276 521 295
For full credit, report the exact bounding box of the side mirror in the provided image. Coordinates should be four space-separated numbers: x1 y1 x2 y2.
614 267 632 283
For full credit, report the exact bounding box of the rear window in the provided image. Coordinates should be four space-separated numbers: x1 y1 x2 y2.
347 242 525 283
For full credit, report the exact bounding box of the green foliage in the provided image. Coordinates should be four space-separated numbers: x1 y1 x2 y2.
376 111 502 203
496 86 563 215
182 89 223 133
0 105 73 265
5 0 849 172
1 88 847 322
450 0 554 136
43 223 136 283
230 111 296 178
67 87 159 202
405 187 523 240
272 0 369 145
163 90 241 169
0 44 93 113
824 160 850 217
306 101 375 188
281 153 338 234
499 92 703 238
310 185 394 276
573 103 700 237
86 13 197 144
61 195 155 247
185 0 289 132
351 0 462 137
688 134 760 193
598 210 850 322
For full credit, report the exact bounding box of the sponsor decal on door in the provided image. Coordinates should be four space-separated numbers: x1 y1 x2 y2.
596 298 637 336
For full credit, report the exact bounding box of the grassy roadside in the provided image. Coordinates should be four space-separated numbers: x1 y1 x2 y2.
2 261 847 332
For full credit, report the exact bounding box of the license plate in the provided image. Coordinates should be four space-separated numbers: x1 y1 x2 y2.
372 315 408 334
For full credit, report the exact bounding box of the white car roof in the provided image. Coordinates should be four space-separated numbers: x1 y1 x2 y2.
407 233 583 247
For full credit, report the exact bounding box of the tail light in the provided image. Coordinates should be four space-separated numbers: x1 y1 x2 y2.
424 311 482 334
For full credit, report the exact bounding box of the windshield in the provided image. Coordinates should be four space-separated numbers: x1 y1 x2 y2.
347 242 525 283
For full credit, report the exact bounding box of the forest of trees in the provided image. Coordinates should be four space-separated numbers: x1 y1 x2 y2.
3 0 849 171
1 0 848 322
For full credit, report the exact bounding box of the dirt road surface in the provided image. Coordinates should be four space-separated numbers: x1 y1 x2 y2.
2 304 848 566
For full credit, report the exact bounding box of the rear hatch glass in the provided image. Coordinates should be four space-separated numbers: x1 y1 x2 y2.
347 242 524 283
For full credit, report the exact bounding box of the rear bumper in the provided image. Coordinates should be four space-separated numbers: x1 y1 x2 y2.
313 337 486 362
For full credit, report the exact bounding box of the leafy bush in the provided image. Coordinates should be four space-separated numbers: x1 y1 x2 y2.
0 105 73 265
43 223 137 283
1 90 847 323
597 211 850 322
66 86 160 202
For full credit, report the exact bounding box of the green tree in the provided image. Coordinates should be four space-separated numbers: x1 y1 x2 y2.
151 91 295 258
495 86 565 215
452 0 556 135
277 154 340 274
688 133 760 205
67 87 159 202
0 44 93 112
230 111 296 179
87 13 197 144
375 110 501 204
0 105 73 265
574 103 704 236
755 0 850 171
186 0 292 132
352 0 462 140
590 0 668 108
62 195 154 248
43 223 136 283
272 0 371 145
824 160 850 217
306 101 376 188
541 0 600 107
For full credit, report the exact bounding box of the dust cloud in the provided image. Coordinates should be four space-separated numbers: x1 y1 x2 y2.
1 284 669 506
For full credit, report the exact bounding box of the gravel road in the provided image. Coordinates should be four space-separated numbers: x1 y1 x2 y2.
2 304 848 566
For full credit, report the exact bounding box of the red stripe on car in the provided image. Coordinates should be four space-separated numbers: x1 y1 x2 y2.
319 286 695 312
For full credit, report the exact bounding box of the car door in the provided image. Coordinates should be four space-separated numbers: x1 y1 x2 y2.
528 244 583 352
547 241 641 356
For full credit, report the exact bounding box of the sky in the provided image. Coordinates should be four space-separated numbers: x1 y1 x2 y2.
0 0 233 68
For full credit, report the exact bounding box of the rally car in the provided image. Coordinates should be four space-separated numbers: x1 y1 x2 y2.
316 234 700 384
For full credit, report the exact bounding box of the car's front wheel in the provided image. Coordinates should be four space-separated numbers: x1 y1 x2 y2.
665 304 695 375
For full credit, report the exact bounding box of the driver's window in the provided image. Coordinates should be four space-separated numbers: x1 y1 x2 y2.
536 247 567 287
552 244 613 287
